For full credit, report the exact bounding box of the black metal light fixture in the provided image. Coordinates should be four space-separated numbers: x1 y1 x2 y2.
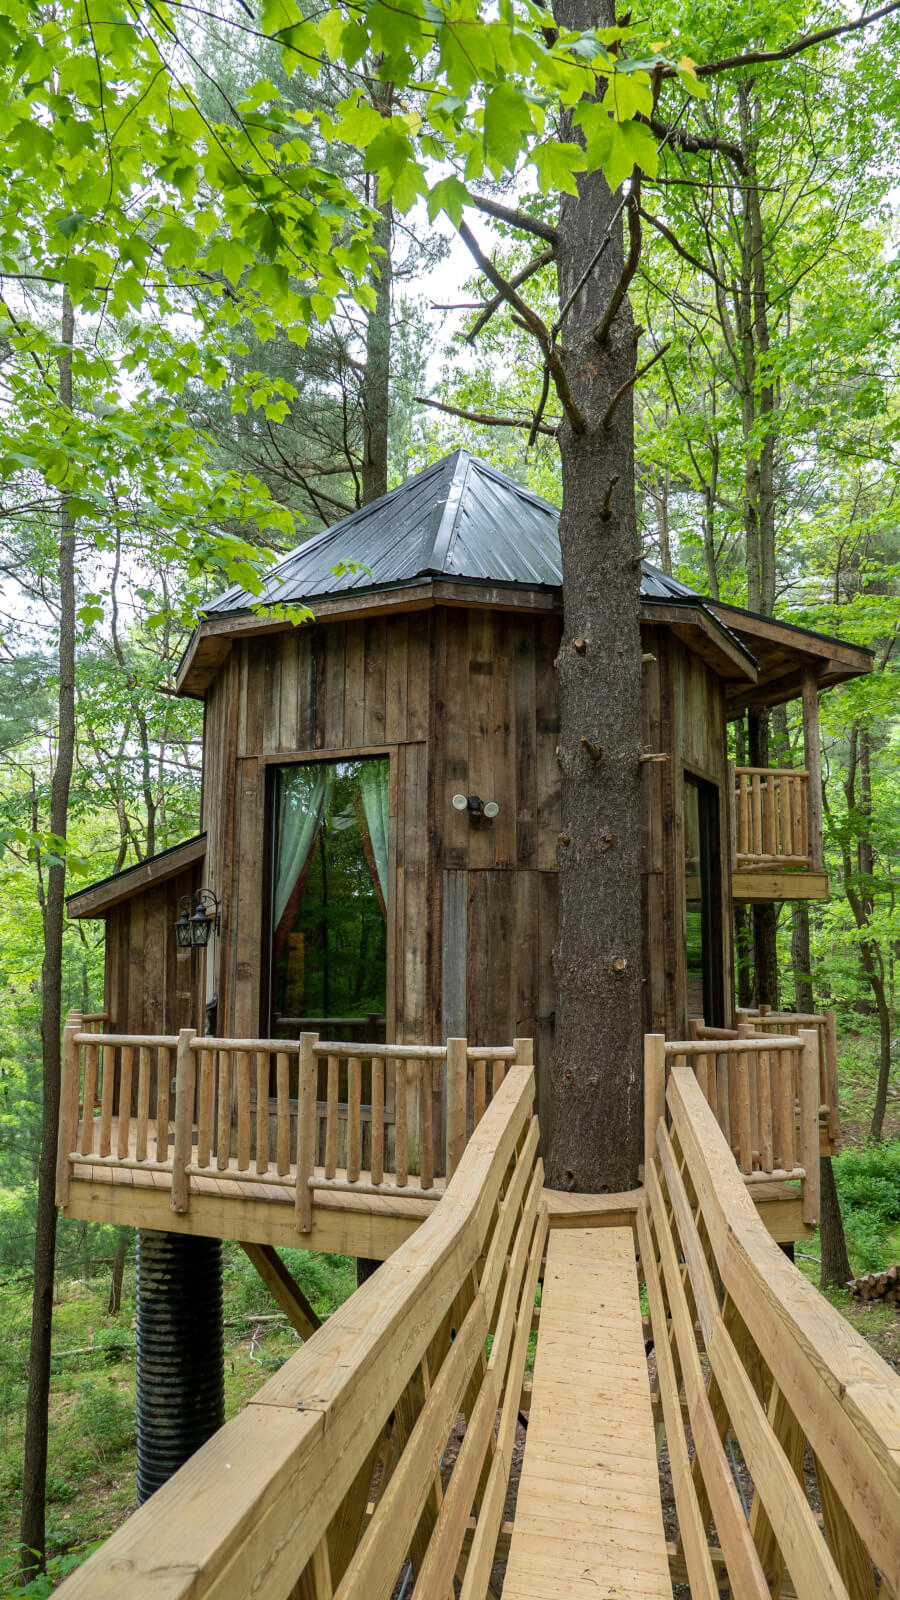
175 888 221 949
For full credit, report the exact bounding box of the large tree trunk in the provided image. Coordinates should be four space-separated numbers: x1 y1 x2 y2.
19 292 77 1578
819 1155 852 1289
547 0 644 1191
791 905 814 1013
361 186 392 505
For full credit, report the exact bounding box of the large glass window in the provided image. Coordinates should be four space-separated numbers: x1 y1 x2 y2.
267 757 389 1038
684 775 724 1026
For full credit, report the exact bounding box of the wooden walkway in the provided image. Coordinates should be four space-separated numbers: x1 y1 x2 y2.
504 1227 672 1600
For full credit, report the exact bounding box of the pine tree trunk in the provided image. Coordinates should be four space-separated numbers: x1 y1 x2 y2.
107 1229 129 1316
547 0 643 1190
19 291 77 1579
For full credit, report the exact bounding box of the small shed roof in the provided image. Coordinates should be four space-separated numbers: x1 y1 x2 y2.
206 449 700 614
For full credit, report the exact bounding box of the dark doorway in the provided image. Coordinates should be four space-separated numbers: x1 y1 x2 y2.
683 775 725 1027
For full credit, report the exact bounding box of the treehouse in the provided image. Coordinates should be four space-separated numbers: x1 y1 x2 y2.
69 449 871 1137
58 450 875 1516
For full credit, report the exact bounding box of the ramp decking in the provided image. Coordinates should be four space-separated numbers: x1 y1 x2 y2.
504 1227 672 1600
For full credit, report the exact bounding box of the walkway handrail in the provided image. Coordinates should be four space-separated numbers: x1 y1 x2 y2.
56 1061 545 1600
642 1067 900 1598
644 1027 821 1224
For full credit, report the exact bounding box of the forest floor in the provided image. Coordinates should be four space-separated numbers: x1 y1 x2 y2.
0 1031 897 1594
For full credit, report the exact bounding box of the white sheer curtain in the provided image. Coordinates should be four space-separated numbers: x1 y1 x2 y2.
273 764 334 932
360 759 389 909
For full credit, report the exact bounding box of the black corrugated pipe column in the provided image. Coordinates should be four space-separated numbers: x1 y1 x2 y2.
135 1229 224 1504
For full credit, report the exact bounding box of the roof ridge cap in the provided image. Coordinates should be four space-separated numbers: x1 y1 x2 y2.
424 448 471 574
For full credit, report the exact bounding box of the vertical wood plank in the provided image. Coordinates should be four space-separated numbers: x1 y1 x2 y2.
799 1028 821 1224
757 1049 773 1173
473 1059 487 1126
644 1034 667 1181
802 668 824 870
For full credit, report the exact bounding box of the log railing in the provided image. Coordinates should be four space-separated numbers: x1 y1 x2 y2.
55 1013 533 1232
55 1062 546 1600
644 1027 821 1225
642 1066 900 1600
735 765 811 867
737 1005 840 1142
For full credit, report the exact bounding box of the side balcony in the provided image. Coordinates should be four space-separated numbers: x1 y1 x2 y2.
732 764 829 900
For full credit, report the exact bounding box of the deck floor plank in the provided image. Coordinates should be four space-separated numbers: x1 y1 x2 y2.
503 1226 672 1600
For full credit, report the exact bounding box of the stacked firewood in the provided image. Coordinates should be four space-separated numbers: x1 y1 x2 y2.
846 1264 900 1303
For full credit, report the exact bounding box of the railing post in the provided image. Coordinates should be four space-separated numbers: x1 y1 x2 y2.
55 1012 82 1209
296 1032 319 1233
643 1034 666 1181
446 1038 468 1179
171 1028 197 1215
799 1028 821 1226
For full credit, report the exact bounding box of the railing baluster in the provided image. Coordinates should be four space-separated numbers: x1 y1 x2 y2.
155 1046 170 1162
474 1058 487 1125
136 1046 150 1161
216 1048 232 1171
117 1046 133 1161
779 773 793 857
419 1060 434 1191
196 1048 213 1168
276 1051 291 1176
236 1050 251 1171
758 1049 773 1172
764 771 777 857
371 1058 384 1185
56 1016 82 1206
347 1056 362 1183
80 1040 99 1157
446 1038 468 1178
325 1053 339 1180
296 1032 318 1233
99 1044 115 1158
172 1029 197 1214
752 773 763 855
255 1052 269 1175
394 1059 407 1187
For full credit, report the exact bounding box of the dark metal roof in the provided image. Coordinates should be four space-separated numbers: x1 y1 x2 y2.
205 450 704 615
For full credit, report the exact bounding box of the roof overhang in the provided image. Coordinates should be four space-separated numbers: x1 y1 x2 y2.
176 580 763 700
66 834 207 919
707 602 874 714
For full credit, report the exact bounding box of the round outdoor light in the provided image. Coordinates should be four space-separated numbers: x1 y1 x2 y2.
451 794 500 823
175 888 221 950
451 793 468 811
483 801 500 819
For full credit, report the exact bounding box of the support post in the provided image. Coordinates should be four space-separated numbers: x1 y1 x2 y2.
55 1012 82 1208
801 666 824 871
171 1028 197 1215
799 1028 821 1226
643 1034 666 1182
445 1038 468 1179
239 1242 321 1341
296 1032 318 1233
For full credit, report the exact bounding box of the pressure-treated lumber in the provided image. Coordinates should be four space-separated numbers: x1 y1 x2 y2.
503 1227 672 1600
238 1242 321 1341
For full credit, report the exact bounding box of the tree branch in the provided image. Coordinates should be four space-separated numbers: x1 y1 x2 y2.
640 206 730 291
646 115 746 174
683 0 900 77
466 193 559 244
415 394 559 436
602 341 672 429
466 247 555 344
458 219 585 432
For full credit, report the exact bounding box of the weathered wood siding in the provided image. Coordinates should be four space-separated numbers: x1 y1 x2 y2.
642 624 734 1039
202 616 431 1041
103 862 205 1035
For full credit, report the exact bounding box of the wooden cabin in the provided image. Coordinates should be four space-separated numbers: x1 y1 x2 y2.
68 450 872 1139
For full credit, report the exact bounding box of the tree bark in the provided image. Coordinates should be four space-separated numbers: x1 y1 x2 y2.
791 905 815 1013
107 1229 129 1316
361 184 392 505
819 1155 853 1289
547 0 644 1190
19 290 77 1578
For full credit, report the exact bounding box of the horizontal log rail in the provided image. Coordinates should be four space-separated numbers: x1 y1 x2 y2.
55 1062 546 1600
644 1026 821 1225
737 1005 840 1140
56 1011 533 1231
642 1067 900 1600
735 765 812 868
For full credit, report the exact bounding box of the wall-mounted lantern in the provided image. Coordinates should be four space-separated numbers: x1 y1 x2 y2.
175 888 221 949
451 793 500 824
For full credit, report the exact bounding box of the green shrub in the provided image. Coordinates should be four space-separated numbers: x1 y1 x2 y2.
71 1380 135 1462
833 1140 900 1273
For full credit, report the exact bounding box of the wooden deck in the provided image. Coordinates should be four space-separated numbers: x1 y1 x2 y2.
504 1227 672 1599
